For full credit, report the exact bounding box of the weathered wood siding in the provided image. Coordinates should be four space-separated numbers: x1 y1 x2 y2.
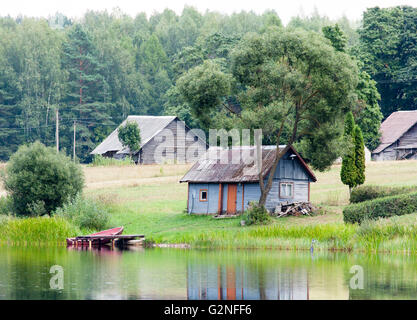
188 183 219 214
398 123 417 148
373 123 417 161
139 119 207 164
187 149 312 214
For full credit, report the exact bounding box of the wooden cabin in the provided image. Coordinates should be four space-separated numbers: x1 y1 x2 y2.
91 116 207 164
180 146 317 215
372 110 417 161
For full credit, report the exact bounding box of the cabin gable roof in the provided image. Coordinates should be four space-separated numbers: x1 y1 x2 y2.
91 115 190 155
373 110 417 154
180 145 317 183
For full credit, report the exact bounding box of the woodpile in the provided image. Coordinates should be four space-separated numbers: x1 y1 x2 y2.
274 202 317 218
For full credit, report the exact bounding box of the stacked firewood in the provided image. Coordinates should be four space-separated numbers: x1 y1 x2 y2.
274 202 317 218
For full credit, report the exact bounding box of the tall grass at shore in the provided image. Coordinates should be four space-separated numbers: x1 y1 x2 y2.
0 216 83 245
352 214 417 252
149 222 357 250
148 213 417 253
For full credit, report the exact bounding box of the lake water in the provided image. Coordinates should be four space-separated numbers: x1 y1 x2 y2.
0 246 417 300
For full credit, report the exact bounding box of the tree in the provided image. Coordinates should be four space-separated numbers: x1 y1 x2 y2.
354 68 383 150
137 35 172 115
322 24 347 52
177 60 232 128
353 125 365 187
323 24 383 151
118 121 141 160
357 6 417 117
61 24 110 162
340 112 366 193
2 141 84 216
340 112 357 193
178 28 358 207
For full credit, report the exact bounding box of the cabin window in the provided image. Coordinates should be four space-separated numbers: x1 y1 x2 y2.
194 136 198 142
162 149 167 157
199 189 208 202
280 182 294 198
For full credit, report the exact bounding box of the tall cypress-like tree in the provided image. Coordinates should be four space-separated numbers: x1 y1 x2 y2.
353 125 365 186
340 112 357 193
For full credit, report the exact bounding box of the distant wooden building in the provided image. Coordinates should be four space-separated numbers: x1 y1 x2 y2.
180 146 317 215
91 116 207 164
372 111 417 161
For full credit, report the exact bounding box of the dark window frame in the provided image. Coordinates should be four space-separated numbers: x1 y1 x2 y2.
199 189 208 202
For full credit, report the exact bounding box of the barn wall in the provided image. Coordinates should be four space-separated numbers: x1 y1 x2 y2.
372 143 397 161
139 119 207 164
399 124 417 147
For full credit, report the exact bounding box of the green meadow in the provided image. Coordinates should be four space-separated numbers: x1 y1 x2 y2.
3 160 417 252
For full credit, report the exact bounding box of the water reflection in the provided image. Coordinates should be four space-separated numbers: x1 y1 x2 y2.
0 246 416 300
187 263 309 300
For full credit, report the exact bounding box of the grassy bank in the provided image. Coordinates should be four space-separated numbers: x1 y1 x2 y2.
3 161 417 252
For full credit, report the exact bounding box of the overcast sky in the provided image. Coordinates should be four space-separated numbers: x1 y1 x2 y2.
2 0 417 24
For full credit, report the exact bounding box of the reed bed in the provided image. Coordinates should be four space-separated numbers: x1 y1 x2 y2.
147 214 417 253
0 216 82 244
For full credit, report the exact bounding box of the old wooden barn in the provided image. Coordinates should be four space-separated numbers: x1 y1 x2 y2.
91 116 207 164
372 110 417 161
180 145 317 215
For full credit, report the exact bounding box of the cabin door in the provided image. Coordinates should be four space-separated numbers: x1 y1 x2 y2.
227 184 237 214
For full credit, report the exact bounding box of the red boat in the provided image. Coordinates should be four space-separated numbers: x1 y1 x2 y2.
66 226 124 247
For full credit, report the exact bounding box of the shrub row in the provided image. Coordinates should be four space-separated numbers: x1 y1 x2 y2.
344 192 417 224
350 185 417 203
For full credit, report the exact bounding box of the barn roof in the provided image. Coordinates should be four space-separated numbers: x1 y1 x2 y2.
91 116 178 155
373 111 417 154
180 145 317 183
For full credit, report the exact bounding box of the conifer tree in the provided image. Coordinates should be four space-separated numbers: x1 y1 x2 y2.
61 24 110 162
340 112 357 194
353 125 365 186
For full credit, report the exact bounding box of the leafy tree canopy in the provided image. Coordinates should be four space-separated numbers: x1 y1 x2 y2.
178 28 359 205
2 141 84 216
118 121 141 158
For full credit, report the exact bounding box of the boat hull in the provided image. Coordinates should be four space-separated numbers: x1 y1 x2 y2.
66 227 124 247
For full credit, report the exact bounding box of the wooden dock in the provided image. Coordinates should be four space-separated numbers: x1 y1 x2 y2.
74 234 145 248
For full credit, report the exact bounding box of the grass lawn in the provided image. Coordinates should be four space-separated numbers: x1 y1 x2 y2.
80 160 417 252
3 160 417 251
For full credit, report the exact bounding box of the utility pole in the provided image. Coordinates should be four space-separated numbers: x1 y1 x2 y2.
73 120 76 161
55 108 59 152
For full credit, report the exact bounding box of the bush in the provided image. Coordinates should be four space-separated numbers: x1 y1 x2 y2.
343 192 417 224
0 196 12 215
242 202 271 226
350 185 417 203
2 142 84 216
54 194 109 230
